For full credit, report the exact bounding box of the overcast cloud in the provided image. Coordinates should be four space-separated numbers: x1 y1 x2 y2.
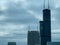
0 0 60 45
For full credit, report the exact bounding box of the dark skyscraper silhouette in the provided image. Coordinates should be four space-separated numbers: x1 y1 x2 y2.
43 9 51 37
40 0 51 45
28 31 40 45
8 42 16 45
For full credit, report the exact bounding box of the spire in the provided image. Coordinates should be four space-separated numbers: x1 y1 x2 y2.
37 25 38 31
48 0 49 9
44 0 45 9
28 25 30 31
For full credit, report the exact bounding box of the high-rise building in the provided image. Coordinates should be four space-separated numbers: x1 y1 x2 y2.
40 9 51 45
43 9 51 39
28 31 40 45
40 0 51 45
8 42 16 45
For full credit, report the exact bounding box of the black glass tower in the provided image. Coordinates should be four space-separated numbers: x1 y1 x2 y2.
40 7 51 45
28 31 40 45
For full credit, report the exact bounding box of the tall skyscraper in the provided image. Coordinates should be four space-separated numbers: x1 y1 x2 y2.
43 9 51 39
8 42 16 45
40 0 51 45
28 31 40 45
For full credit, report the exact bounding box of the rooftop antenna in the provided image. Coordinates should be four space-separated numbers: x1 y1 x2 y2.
43 0 50 9
48 0 49 9
28 25 30 31
44 0 45 9
37 25 39 31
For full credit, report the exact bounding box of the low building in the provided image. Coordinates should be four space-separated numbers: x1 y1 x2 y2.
47 42 60 45
8 42 16 45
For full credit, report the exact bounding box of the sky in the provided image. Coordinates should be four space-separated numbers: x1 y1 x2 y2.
0 0 60 45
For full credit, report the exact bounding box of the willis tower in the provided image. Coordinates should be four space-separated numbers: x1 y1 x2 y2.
40 0 51 45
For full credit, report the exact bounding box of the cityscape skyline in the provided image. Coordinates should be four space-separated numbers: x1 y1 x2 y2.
0 0 60 45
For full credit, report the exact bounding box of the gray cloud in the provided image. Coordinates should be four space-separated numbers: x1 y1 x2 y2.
0 0 60 45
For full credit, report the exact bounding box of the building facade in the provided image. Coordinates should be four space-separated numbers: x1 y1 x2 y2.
40 9 51 45
28 31 40 45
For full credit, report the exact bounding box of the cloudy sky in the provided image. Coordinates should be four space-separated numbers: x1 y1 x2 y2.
0 0 60 45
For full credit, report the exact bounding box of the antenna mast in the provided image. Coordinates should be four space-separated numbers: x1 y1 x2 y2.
48 0 49 9
37 25 38 31
43 0 50 9
28 25 30 31
44 0 45 9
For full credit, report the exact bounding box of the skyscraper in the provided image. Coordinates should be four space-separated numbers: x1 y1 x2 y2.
43 9 51 39
40 0 51 45
8 42 16 45
28 31 40 45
